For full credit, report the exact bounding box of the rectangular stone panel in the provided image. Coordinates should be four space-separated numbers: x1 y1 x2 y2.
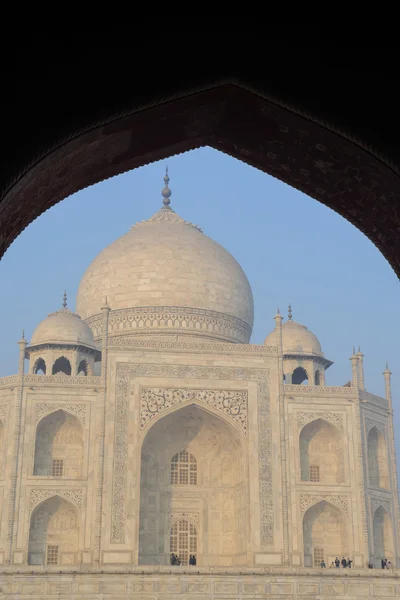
214 581 239 594
270 582 294 595
187 581 211 593
102 551 132 564
298 582 319 595
322 582 345 595
373 584 396 596
243 583 265 594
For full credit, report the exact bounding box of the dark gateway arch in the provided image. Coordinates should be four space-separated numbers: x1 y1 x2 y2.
1 48 400 279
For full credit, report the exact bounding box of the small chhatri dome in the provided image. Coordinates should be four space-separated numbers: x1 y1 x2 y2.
29 292 96 349
264 305 323 356
76 171 254 343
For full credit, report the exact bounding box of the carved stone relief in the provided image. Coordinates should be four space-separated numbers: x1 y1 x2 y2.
29 488 84 512
35 402 87 425
297 411 344 431
167 512 200 530
112 363 272 547
0 404 7 424
300 494 349 516
140 388 248 433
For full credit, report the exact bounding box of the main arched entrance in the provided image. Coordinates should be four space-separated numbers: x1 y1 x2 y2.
138 403 247 566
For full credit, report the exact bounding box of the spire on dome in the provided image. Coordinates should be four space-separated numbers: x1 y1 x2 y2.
63 290 67 308
288 303 293 320
161 166 171 206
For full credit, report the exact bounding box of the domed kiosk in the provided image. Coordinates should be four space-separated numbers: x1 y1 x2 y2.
264 304 333 385
77 170 254 344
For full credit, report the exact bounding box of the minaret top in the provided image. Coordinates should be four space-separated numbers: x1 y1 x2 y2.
288 303 293 320
161 166 172 206
62 290 67 309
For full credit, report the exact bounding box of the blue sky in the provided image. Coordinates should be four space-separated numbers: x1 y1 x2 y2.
1 146 399 445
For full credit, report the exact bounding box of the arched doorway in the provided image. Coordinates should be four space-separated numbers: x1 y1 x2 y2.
300 419 345 484
303 500 348 567
138 403 247 566
28 496 80 565
372 505 394 567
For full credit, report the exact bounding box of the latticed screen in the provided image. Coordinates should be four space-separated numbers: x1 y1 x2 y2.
170 519 197 565
52 459 64 477
309 465 320 482
46 545 59 565
171 450 197 485
313 547 324 566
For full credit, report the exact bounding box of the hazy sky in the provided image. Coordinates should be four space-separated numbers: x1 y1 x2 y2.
1 146 399 446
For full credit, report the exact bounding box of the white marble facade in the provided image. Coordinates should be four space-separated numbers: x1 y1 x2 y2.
0 172 399 598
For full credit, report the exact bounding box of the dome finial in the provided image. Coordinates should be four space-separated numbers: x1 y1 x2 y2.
288 303 293 320
161 165 172 206
63 290 67 308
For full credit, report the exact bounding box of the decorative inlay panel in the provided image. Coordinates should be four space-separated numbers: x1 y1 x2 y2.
0 404 8 424
35 402 87 424
140 388 248 433
285 384 354 397
112 363 272 546
30 488 83 512
297 411 344 431
24 375 101 386
370 497 391 515
300 494 349 516
365 417 386 438
105 336 278 355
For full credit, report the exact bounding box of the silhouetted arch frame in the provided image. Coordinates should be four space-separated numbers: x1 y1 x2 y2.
1 84 400 279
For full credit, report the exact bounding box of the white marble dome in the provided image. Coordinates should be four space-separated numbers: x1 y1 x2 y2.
265 318 322 356
30 307 96 349
76 203 254 334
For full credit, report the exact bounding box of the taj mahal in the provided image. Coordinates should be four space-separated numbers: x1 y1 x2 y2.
0 171 399 598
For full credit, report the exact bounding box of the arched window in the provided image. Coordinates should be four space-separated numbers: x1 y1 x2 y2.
170 450 197 485
170 519 197 565
52 356 71 376
373 505 394 567
33 357 46 375
368 426 390 489
292 367 308 385
77 359 88 376
300 418 345 484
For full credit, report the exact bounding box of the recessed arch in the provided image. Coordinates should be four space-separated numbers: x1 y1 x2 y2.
368 426 390 490
33 409 84 477
138 403 247 566
372 505 394 567
77 359 88 376
303 500 349 567
28 495 79 565
300 418 345 484
52 356 71 376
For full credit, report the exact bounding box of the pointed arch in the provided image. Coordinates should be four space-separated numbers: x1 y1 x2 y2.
300 418 345 484
170 449 197 485
292 366 308 385
33 409 83 477
373 505 394 567
28 495 79 565
368 426 390 489
169 518 197 566
78 358 92 376
303 500 349 567
52 356 71 376
33 357 46 375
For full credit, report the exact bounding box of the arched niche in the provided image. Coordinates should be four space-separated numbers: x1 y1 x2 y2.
33 357 46 375
373 505 394 567
300 419 345 484
292 367 308 385
52 356 71 376
303 500 348 567
28 496 79 565
33 410 83 477
138 403 247 566
368 426 390 490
